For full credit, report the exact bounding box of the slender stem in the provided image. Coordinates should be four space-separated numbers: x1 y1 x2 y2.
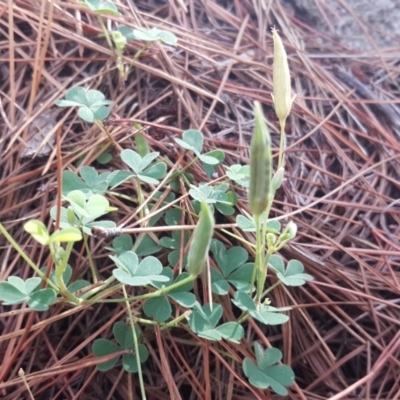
82 233 98 283
250 214 261 301
261 280 282 298
51 242 81 304
277 120 286 170
97 15 114 53
96 120 118 148
122 285 146 400
87 274 197 303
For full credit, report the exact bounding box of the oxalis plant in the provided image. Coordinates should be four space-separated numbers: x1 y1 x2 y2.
0 28 314 397
81 0 177 81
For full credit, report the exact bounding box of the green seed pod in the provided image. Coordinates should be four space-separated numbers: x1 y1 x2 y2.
186 201 215 276
272 28 293 125
249 102 272 215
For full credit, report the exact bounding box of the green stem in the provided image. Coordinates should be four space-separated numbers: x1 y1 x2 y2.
97 15 114 53
0 223 60 293
88 274 197 304
277 120 286 170
249 215 263 296
51 242 81 304
82 233 98 283
122 285 146 400
261 280 282 298
96 120 117 147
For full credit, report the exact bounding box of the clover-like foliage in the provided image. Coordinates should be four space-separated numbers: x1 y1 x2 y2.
210 239 253 295
55 87 113 123
243 343 295 396
92 321 148 372
269 254 314 287
110 251 169 287
188 302 244 343
143 267 195 322
119 149 166 184
50 190 116 235
0 277 56 311
232 291 290 325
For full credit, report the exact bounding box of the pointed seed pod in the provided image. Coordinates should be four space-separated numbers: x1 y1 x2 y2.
272 27 293 125
249 101 272 215
186 201 214 276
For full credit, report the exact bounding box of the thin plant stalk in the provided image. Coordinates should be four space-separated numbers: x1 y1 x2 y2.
122 285 146 400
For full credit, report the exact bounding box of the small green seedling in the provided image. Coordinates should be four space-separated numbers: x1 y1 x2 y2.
55 87 113 123
175 129 221 166
120 149 167 185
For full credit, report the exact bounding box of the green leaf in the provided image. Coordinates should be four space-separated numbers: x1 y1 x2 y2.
243 344 295 395
97 148 113 164
225 164 250 187
24 220 50 245
169 291 196 307
62 171 89 195
66 190 87 214
269 256 313 286
154 29 177 45
210 240 252 295
143 162 167 181
117 25 135 41
164 208 182 226
0 282 27 304
121 149 143 173
132 28 177 45
136 235 161 256
236 213 281 233
108 234 133 253
111 252 169 287
143 296 172 322
189 303 242 343
93 322 148 373
28 288 57 311
81 0 120 16
50 227 82 243
55 87 113 123
188 302 222 333
122 344 149 373
68 280 91 293
92 339 121 371
108 170 134 188
215 322 244 343
198 153 219 165
232 291 290 325
134 134 150 156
